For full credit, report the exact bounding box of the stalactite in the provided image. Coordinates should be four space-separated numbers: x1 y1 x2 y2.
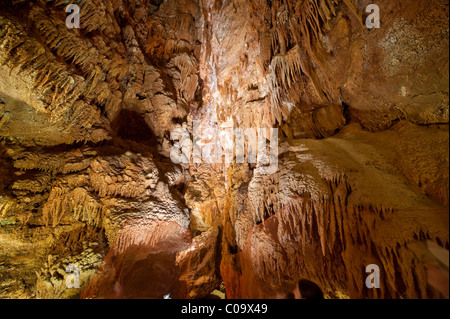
42 186 105 228
0 197 16 218
114 219 191 255
0 18 72 109
262 0 362 123
233 173 449 298
12 173 51 193
88 155 158 199
169 53 199 104
12 148 94 174
80 219 200 299
29 7 98 74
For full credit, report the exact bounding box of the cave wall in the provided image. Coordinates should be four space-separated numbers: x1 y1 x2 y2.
0 0 448 299
0 0 221 299
196 0 449 299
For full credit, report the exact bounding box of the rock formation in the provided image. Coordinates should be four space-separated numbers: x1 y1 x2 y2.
0 0 448 299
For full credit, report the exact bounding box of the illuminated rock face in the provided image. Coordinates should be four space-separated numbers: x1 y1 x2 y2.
0 0 448 299
81 220 220 299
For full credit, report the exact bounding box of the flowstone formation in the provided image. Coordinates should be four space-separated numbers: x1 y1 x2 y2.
0 0 448 299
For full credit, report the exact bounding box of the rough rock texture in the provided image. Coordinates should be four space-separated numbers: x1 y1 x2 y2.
222 122 448 299
0 0 220 299
81 219 220 299
199 0 449 299
0 0 449 299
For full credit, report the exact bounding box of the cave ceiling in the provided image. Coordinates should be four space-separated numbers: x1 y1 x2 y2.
0 0 448 300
